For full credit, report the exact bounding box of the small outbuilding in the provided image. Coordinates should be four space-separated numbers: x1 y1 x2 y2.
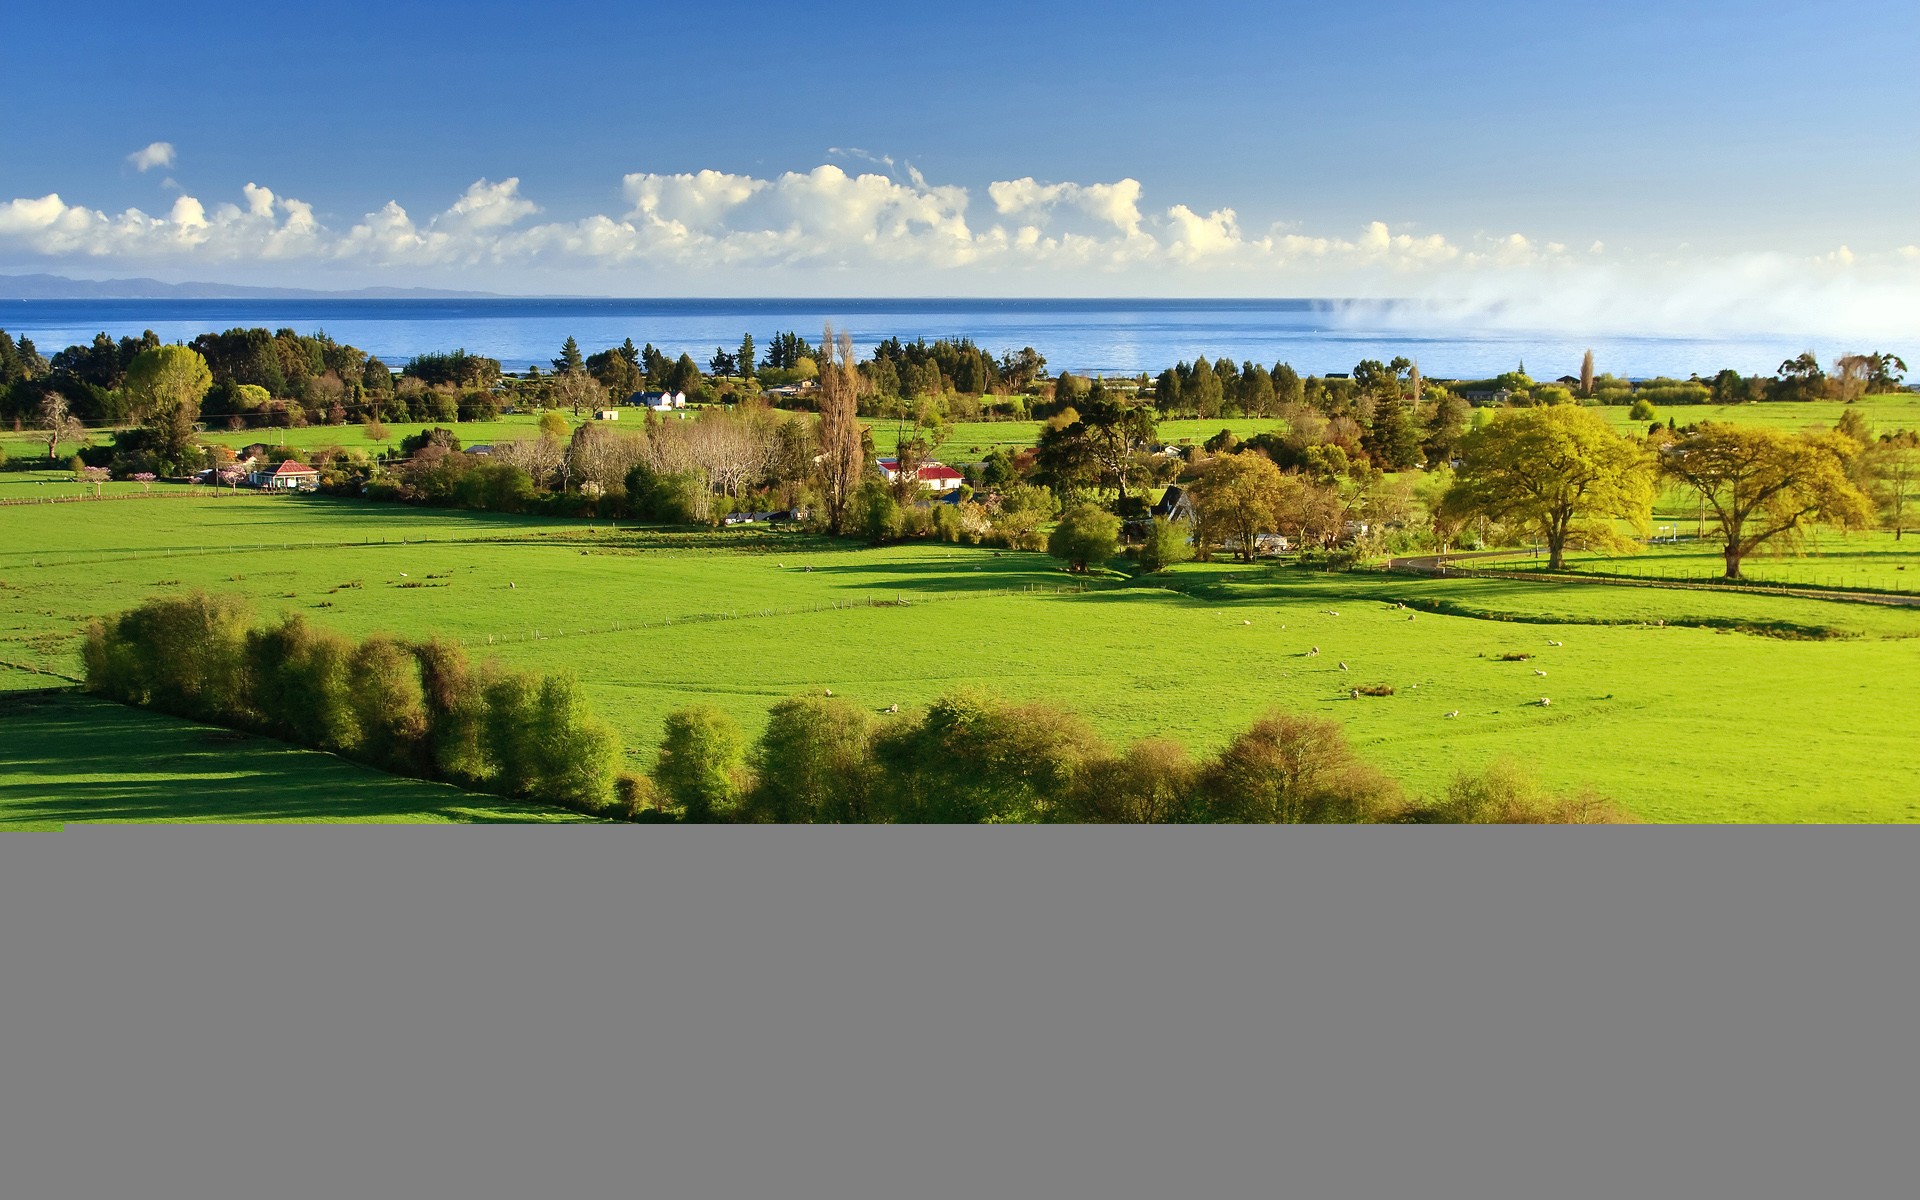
251 460 320 491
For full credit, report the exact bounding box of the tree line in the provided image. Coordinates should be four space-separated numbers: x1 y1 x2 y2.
86 590 1631 825
84 591 620 815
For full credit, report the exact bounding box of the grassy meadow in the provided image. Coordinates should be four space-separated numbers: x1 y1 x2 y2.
4 492 1919 823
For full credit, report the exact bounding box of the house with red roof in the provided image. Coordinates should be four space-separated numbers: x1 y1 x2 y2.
877 457 965 495
248 460 320 491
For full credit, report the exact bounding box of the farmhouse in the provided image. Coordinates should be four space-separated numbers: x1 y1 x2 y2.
249 460 319 491
876 458 965 494
632 390 687 412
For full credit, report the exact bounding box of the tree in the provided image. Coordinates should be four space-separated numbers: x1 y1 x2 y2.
1662 424 1875 578
1443 406 1652 570
1035 382 1157 506
551 368 602 417
708 347 738 379
1047 503 1120 573
667 353 702 396
1579 348 1596 398
1189 451 1288 562
538 410 570 440
749 695 873 823
653 705 748 822
737 332 756 383
1137 516 1194 573
816 325 866 536
552 337 584 375
37 392 85 461
123 345 213 470
1867 434 1920 540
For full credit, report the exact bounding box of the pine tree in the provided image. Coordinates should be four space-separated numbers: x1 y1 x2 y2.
552 337 584 375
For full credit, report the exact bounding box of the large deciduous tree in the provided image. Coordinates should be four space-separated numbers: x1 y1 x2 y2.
1190 451 1290 562
1442 405 1651 570
1867 433 1920 540
123 344 213 470
1661 424 1874 578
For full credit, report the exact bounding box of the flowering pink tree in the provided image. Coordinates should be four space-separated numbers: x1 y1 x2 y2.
217 466 247 489
130 471 157 493
78 465 112 497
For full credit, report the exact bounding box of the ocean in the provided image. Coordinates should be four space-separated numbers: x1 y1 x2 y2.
0 297 1858 381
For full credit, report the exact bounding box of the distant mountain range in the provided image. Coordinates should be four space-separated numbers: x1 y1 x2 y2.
0 273 498 300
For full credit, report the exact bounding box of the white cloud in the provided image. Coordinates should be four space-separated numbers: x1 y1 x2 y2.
3 164 1918 337
127 142 175 172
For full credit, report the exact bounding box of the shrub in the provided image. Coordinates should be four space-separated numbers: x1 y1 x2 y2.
1047 503 1121 573
1413 760 1636 824
1197 711 1405 823
1628 398 1657 421
1061 738 1200 823
749 695 875 823
654 705 750 822
872 691 1102 823
1136 516 1195 573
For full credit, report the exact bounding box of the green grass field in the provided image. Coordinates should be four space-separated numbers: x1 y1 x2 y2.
0 689 586 829
4 493 1919 822
1480 532 1920 593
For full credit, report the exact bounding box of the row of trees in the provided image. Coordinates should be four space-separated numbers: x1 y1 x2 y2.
83 592 619 814
642 691 1628 824
81 590 1631 824
1439 405 1890 578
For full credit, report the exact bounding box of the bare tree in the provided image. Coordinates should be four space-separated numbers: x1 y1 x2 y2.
1833 354 1873 403
37 393 85 461
492 437 566 490
1579 348 1595 398
816 323 866 535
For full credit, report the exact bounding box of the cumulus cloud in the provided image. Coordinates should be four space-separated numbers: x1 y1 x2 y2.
127 142 175 172
3 164 1917 336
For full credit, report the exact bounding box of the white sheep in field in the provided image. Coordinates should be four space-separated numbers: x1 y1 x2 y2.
886 703 899 714
1241 619 1251 626
1534 669 1548 676
1338 661 1349 671
1538 696 1551 707
1349 688 1360 699
824 688 833 697
1547 639 1563 647
1446 710 1460 719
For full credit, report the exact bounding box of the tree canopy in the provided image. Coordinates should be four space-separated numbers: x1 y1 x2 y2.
1443 406 1651 570
1661 424 1874 578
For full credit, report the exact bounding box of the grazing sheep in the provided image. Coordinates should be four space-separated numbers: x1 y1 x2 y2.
1538 696 1551 707
1349 688 1360 699
1547 639 1563 647
1410 682 1419 689
1338 661 1349 671
824 688 833 697
886 703 899 714
1534 669 1548 676
1446 710 1460 719
509 582 515 589
1408 613 1416 621
1242 619 1251 626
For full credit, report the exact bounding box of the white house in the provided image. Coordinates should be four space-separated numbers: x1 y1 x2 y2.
249 460 320 491
632 390 688 412
877 458 965 495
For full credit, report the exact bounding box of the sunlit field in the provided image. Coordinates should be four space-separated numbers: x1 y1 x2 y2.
4 494 1917 822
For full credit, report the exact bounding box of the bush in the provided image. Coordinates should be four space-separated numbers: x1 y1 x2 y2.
1137 516 1195 573
654 705 749 821
1628 398 1657 421
1412 760 1635 824
1197 712 1405 823
748 695 875 823
1047 503 1121 573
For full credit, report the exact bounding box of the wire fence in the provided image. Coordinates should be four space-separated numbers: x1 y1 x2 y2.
1374 561 1920 608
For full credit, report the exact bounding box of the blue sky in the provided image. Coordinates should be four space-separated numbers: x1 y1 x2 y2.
1 0 1916 328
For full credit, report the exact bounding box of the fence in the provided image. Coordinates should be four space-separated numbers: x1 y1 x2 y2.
1375 560 1920 608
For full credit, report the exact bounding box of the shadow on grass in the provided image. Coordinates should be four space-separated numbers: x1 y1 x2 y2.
0 691 579 828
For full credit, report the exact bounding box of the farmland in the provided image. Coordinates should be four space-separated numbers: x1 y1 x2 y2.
3 493 1918 823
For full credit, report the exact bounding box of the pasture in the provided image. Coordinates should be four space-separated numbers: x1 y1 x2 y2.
3 493 1918 822
0 690 584 829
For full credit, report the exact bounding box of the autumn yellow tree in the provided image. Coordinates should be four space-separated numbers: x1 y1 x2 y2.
1442 406 1651 570
1663 424 1875 578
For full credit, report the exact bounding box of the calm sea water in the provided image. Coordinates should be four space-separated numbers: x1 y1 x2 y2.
0 297 1845 380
